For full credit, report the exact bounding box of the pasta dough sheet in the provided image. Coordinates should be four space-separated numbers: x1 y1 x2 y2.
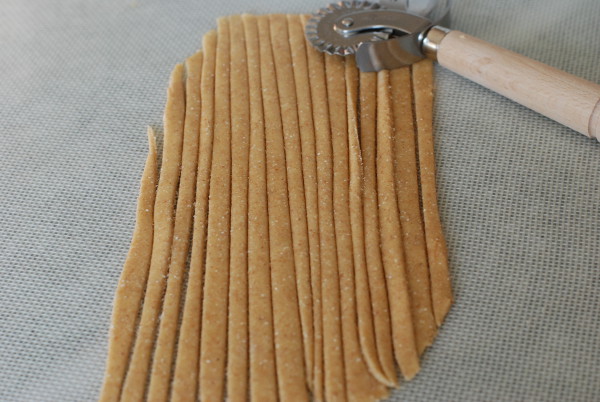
100 13 452 402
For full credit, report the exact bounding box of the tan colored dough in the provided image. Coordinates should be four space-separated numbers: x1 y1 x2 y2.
99 127 158 402
376 70 420 381
358 71 397 386
257 15 309 401
411 59 453 326
346 58 395 388
170 30 217 402
147 51 203 402
269 14 314 392
303 15 346 401
199 17 231 402
287 14 323 400
326 54 388 402
243 14 278 402
120 63 186 401
390 67 437 355
227 14 251 402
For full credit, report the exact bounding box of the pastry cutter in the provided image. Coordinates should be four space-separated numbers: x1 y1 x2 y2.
305 0 600 140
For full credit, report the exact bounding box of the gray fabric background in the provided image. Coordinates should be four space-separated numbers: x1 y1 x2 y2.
1 0 598 400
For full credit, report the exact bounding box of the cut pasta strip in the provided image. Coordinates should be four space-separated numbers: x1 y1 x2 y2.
303 15 346 401
346 58 394 388
257 15 309 401
99 126 158 402
226 13 251 402
243 14 278 402
358 71 397 386
147 51 203 402
412 60 453 326
376 70 420 381
269 15 314 391
390 66 437 355
287 14 323 400
120 63 186 401
327 54 388 401
170 31 217 402
199 17 231 402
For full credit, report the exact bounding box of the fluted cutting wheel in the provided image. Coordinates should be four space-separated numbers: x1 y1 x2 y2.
305 1 389 56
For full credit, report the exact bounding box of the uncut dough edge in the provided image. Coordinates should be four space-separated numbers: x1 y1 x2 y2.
120 63 186 401
99 127 158 402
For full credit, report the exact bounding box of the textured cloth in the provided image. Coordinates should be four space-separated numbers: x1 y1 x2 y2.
0 0 599 401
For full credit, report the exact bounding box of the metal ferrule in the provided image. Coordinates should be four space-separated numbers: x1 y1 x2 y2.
421 25 451 60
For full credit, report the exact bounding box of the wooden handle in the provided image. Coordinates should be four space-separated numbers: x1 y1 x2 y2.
436 30 600 140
